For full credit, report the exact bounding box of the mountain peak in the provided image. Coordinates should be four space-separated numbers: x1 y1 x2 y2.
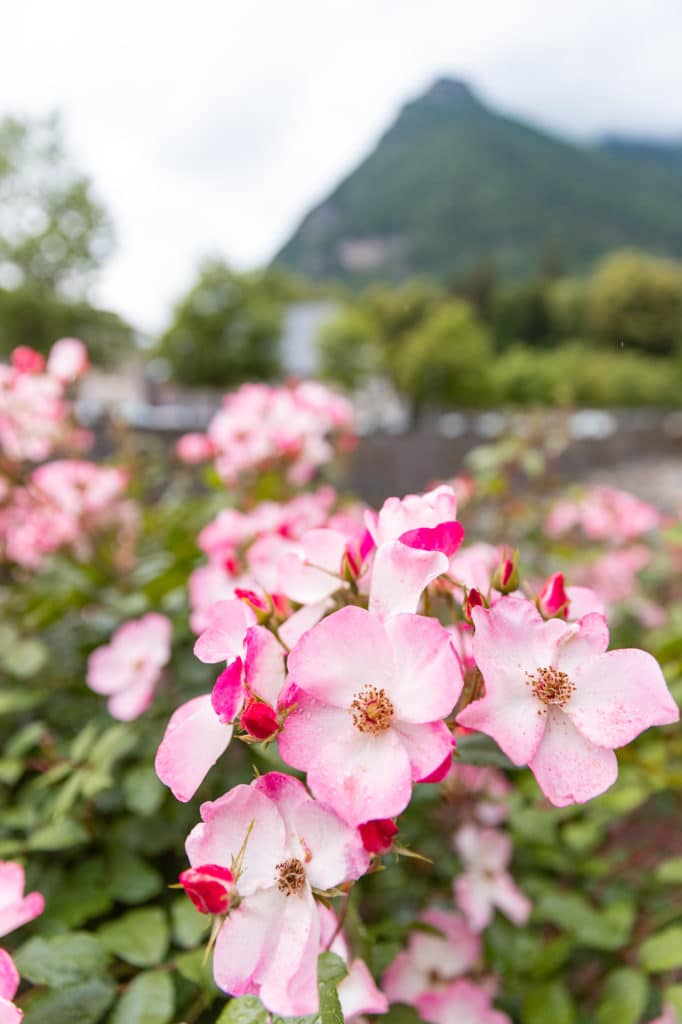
422 76 480 106
273 80 682 283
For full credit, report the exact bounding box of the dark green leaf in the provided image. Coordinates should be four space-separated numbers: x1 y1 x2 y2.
639 926 682 971
15 932 109 988
110 970 175 1024
522 980 576 1024
216 995 268 1023
21 977 116 1024
318 951 347 1024
98 907 169 967
596 968 649 1024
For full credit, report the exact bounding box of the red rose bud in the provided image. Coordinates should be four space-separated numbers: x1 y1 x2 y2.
179 864 234 914
359 819 399 855
492 551 519 594
271 592 291 618
234 588 271 621
342 545 361 580
241 699 279 740
538 572 569 619
463 587 485 624
11 346 45 374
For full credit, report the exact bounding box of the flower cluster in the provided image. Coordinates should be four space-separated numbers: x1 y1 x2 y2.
0 342 137 569
176 380 356 486
546 484 670 626
152 472 677 1017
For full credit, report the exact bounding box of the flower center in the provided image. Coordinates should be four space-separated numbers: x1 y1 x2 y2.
275 857 306 895
350 686 395 735
525 666 575 708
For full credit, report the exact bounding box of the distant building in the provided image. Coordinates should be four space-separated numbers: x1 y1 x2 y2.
280 300 339 377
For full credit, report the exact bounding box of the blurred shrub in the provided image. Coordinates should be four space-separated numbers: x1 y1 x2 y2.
0 285 134 366
587 250 682 356
395 300 494 415
158 260 283 387
317 305 379 388
492 342 681 407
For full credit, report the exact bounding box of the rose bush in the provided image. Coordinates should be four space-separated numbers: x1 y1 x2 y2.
0 342 680 1023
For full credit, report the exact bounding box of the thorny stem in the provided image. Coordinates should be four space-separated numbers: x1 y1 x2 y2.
324 884 354 952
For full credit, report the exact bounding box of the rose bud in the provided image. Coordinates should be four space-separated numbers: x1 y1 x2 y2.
241 699 279 740
179 864 234 914
176 432 214 464
537 572 569 619
491 551 519 594
463 587 485 625
359 819 399 855
47 337 89 381
11 346 45 374
234 588 271 622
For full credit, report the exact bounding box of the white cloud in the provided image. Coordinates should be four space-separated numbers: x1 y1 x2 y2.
1 0 681 332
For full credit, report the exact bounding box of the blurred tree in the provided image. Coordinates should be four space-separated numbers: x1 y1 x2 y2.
449 258 498 320
492 279 555 348
316 306 378 388
0 113 113 296
545 276 587 339
0 113 133 365
395 299 493 419
587 249 682 356
158 260 283 387
0 285 134 366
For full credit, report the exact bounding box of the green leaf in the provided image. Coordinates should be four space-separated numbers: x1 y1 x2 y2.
533 891 634 950
639 926 682 971
2 638 48 677
107 848 163 904
0 687 46 713
27 817 88 851
522 980 576 1024
88 724 137 771
318 951 347 1024
15 933 109 988
596 968 649 1024
123 765 165 817
216 995 268 1023
170 896 211 949
110 970 175 1024
6 721 45 757
98 907 169 967
655 857 682 884
40 859 112 928
21 977 116 1024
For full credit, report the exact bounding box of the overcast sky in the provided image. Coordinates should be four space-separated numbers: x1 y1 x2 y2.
2 0 682 333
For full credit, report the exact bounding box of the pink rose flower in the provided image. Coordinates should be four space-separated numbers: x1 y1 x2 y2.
417 979 511 1024
86 613 171 721
184 772 368 1017
453 824 531 931
457 597 678 806
0 949 22 1023
279 606 463 825
0 860 44 937
383 908 481 1006
46 337 89 382
155 600 285 801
